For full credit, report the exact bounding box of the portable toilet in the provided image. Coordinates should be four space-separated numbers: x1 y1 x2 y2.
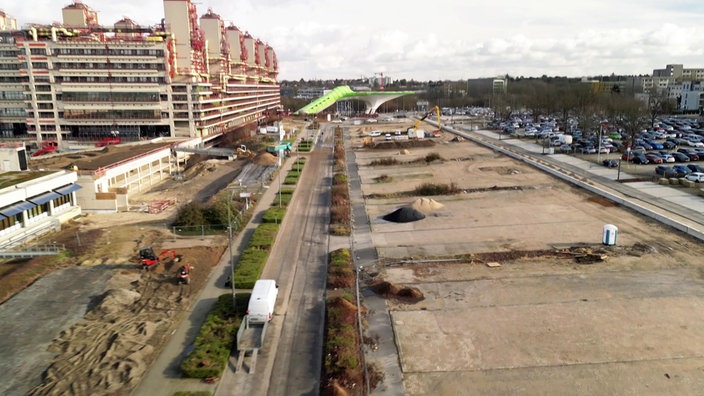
603 224 618 246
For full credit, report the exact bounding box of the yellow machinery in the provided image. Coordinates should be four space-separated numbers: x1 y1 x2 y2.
407 106 442 135
236 144 254 157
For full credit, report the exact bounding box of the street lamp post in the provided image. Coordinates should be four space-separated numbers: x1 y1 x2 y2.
278 150 283 208
226 188 237 311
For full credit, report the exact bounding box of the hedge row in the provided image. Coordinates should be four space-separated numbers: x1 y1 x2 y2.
330 127 351 236
298 140 313 152
322 248 364 393
179 293 248 379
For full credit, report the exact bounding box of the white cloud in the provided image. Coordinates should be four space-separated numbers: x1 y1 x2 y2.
2 1 704 80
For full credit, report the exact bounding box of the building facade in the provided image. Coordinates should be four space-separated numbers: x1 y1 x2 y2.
0 1 281 146
642 64 704 94
0 170 81 248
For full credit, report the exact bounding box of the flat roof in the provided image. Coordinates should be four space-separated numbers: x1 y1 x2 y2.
0 171 56 190
29 142 173 172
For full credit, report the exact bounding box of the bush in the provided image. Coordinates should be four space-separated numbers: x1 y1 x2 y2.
235 247 269 289
263 206 287 223
329 248 354 288
298 141 313 152
424 152 442 163
375 174 392 183
414 182 459 196
369 158 399 166
173 202 207 227
332 173 348 185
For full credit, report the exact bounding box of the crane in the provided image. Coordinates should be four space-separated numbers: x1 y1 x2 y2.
407 106 442 136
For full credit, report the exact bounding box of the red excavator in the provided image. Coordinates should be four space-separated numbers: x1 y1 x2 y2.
139 246 179 269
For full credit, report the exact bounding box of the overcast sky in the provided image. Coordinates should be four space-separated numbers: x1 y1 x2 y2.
3 1 704 81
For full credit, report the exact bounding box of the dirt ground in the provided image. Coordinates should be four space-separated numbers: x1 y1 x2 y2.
352 123 704 394
0 120 305 395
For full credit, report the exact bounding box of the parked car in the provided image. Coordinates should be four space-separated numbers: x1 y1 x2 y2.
602 159 619 168
633 154 649 165
659 153 676 163
671 152 691 162
676 149 699 161
687 164 704 173
655 165 673 176
644 153 663 164
672 164 693 177
663 140 677 149
647 141 664 150
685 172 704 182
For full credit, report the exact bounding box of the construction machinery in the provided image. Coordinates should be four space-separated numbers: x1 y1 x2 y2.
407 106 442 137
236 144 254 158
139 246 179 269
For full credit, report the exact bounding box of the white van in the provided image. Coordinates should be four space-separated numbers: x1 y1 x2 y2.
247 279 278 323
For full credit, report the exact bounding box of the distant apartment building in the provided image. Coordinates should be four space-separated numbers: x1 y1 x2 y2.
642 64 704 93
295 87 326 99
492 77 507 95
0 1 281 145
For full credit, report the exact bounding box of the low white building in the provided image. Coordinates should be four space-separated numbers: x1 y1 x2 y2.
0 170 81 249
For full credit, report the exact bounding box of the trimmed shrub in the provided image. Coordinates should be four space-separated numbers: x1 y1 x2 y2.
262 206 287 223
328 248 354 288
332 173 348 185
249 223 280 250
298 141 313 152
369 158 399 166
235 247 269 289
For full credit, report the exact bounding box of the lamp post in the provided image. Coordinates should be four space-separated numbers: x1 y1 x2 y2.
226 188 237 311
278 150 283 208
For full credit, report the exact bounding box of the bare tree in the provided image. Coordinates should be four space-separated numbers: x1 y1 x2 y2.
607 95 648 150
647 90 676 128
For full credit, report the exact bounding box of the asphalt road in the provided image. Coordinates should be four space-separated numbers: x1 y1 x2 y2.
215 127 333 395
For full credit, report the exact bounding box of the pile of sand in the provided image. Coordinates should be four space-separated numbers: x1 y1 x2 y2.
253 152 278 165
400 149 411 155
410 198 444 213
87 289 142 318
382 207 425 223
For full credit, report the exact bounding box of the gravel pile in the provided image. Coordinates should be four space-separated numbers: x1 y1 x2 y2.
383 206 426 223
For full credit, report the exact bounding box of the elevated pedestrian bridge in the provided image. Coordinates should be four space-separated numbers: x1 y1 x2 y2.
296 85 414 115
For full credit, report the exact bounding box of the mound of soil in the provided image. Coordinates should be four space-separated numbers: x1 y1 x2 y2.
400 149 411 155
369 280 424 302
87 288 141 318
253 152 278 165
372 140 435 150
410 198 444 213
382 206 425 223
